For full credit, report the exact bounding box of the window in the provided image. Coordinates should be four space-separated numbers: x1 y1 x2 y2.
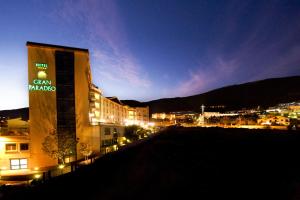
104 128 111 135
20 143 29 151
6 143 17 152
102 139 113 146
10 158 28 170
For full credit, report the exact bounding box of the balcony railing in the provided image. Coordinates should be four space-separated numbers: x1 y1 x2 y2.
0 127 29 136
89 96 96 102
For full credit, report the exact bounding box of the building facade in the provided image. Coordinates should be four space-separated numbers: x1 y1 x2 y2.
0 118 30 173
126 106 149 126
1 42 150 176
90 84 150 127
27 42 101 169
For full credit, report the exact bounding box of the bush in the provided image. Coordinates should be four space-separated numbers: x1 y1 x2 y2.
124 125 149 141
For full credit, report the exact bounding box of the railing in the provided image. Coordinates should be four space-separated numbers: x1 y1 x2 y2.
0 127 29 137
37 154 100 182
0 155 100 185
0 133 156 185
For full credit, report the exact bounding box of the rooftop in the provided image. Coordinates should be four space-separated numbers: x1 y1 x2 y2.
107 97 123 105
26 41 89 52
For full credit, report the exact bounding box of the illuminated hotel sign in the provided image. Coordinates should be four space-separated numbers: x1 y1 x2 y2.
29 63 56 92
35 63 48 69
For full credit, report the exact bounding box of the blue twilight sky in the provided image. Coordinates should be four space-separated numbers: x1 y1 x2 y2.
0 0 300 110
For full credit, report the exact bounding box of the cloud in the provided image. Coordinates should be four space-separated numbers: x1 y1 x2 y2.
51 0 151 89
170 1 300 97
173 57 239 97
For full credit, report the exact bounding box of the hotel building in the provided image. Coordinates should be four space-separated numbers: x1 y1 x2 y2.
0 42 149 176
27 41 100 169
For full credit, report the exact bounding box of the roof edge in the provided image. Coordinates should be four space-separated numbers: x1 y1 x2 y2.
26 41 89 52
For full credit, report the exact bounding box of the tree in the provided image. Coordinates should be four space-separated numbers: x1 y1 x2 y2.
288 118 299 130
79 142 93 160
42 129 78 164
124 125 149 141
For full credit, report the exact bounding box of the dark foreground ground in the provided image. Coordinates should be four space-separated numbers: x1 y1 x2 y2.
2 127 300 200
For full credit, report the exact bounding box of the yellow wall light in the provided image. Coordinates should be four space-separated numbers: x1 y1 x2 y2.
58 164 65 169
34 174 41 179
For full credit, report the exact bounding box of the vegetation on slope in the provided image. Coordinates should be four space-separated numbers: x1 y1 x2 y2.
2 127 300 200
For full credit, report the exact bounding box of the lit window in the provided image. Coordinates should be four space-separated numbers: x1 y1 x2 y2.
6 143 17 152
20 143 29 151
20 159 27 168
10 158 28 170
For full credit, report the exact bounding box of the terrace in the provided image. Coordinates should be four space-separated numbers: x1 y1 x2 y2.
0 127 29 137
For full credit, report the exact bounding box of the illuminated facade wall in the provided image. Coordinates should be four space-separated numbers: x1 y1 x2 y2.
27 42 100 168
135 107 149 123
89 86 128 125
89 85 150 127
0 136 31 171
126 106 149 126
0 118 30 171
26 41 149 171
99 124 125 154
89 86 104 125
102 97 128 124
28 43 58 168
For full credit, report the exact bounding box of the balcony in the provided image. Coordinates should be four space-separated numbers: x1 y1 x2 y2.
0 127 29 136
89 96 96 102
89 103 96 108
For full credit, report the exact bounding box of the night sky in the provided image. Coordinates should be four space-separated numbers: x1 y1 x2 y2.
0 0 300 110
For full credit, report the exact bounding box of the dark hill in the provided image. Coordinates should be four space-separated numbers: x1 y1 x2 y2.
121 100 147 107
2 127 300 200
145 76 300 113
1 76 300 116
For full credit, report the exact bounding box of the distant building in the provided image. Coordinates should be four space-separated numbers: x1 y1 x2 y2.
151 113 175 126
152 113 175 120
151 111 197 125
288 105 300 112
257 116 290 126
122 103 149 127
